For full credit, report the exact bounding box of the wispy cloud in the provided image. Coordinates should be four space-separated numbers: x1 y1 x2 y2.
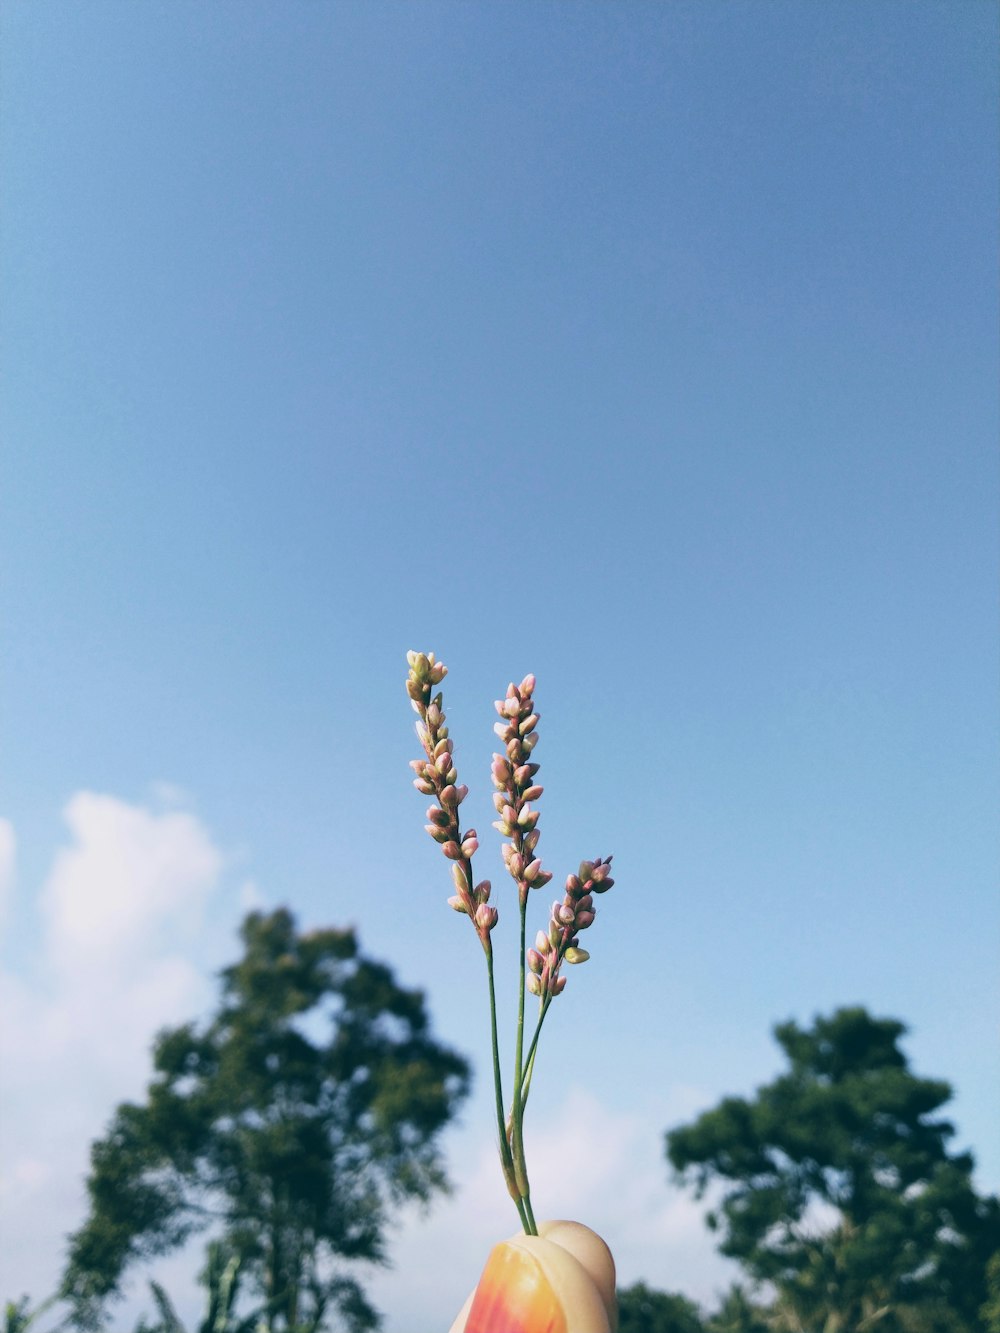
0 792 233 1310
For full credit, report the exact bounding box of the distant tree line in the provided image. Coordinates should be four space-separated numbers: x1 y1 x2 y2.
4 916 998 1332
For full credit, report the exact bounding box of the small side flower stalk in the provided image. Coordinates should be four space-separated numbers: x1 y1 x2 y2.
406 650 615 1237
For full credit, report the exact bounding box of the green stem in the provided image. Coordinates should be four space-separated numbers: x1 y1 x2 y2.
485 939 529 1233
509 891 536 1233
519 995 552 1109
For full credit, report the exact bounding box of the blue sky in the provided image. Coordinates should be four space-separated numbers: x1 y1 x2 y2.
2 2 997 1328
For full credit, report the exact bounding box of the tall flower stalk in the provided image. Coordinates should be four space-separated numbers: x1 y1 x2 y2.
406 651 615 1235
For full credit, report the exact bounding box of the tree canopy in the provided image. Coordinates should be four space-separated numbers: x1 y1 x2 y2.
62 908 470 1333
666 1006 1000 1333
616 1281 705 1333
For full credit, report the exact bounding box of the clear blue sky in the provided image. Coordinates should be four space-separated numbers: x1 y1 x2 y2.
2 2 997 1327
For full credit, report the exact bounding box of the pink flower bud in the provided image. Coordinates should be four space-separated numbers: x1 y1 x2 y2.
578 860 596 883
475 904 498 933
441 841 462 860
492 820 513 836
415 721 430 747
577 894 594 913
426 703 442 727
575 910 596 929
532 870 553 889
494 722 512 740
535 930 551 954
527 972 543 996
433 738 452 758
521 785 543 802
523 859 542 882
492 793 507 814
522 733 538 752
409 759 426 775
524 829 540 852
503 697 520 718
461 835 479 857
565 874 582 895
501 843 515 864
551 975 567 995
448 895 468 914
548 921 561 948
506 738 523 760
413 778 435 794
475 880 491 903
527 948 544 974
518 713 539 735
452 863 469 892
516 807 539 830
507 852 525 879
557 904 575 926
425 825 449 843
520 673 536 696
514 765 533 786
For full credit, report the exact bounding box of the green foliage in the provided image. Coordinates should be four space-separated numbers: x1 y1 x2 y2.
983 1251 1000 1333
666 1006 1000 1333
702 1285 773 1333
62 909 470 1333
616 1281 706 1333
3 1297 57 1333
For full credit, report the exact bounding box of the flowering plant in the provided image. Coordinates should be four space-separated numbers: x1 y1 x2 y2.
405 651 615 1237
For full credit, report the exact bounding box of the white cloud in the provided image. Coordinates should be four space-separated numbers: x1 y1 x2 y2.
0 793 233 1312
42 791 222 978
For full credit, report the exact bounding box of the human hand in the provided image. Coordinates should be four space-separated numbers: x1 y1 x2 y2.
449 1220 616 1333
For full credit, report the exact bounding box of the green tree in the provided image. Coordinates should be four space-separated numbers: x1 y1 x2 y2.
3 1296 57 1333
616 1282 706 1333
983 1250 1000 1333
703 1284 773 1333
63 908 470 1333
666 1007 1000 1333
133 1240 272 1333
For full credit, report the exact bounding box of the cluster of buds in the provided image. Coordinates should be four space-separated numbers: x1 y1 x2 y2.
491 676 554 905
406 651 498 945
526 857 614 998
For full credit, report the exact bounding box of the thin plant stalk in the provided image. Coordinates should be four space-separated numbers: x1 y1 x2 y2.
406 651 614 1235
486 941 530 1232
509 893 537 1234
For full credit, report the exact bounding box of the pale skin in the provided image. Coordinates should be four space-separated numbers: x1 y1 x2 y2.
448 1220 618 1333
